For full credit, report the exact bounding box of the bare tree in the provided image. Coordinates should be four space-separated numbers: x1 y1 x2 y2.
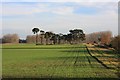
26 35 36 43
32 28 39 45
2 34 19 43
111 35 120 50
101 31 112 44
40 30 45 44
86 31 112 44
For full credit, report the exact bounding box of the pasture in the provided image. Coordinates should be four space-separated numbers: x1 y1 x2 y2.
2 44 119 79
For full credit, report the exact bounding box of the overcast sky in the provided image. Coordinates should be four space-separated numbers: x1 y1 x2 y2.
1 0 118 39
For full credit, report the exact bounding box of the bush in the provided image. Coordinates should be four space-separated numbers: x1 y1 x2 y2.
2 34 19 43
111 35 120 51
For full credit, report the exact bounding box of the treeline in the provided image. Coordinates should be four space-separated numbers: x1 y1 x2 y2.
86 31 119 51
28 28 85 45
2 34 19 43
1 29 85 45
86 31 112 45
26 35 45 44
1 29 119 51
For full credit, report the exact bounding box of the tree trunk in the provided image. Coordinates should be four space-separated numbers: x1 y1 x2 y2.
46 38 48 45
36 34 38 45
41 36 42 44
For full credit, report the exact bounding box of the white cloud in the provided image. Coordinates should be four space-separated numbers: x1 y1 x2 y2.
2 3 34 15
2 3 75 16
2 2 118 38
33 4 49 13
52 6 74 15
76 2 118 12
2 2 118 16
1 0 119 2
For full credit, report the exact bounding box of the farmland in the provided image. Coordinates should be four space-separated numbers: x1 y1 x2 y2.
2 44 119 79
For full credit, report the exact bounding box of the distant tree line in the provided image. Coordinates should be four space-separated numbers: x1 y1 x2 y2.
28 28 85 45
85 31 120 51
1 29 85 45
85 31 112 45
2 34 19 43
1 29 119 51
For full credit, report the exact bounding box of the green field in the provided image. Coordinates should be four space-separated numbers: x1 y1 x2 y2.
2 44 119 79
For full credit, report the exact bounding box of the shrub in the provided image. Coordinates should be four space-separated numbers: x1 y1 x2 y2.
111 35 120 51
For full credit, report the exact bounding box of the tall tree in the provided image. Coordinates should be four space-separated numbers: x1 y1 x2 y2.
40 30 45 44
32 28 39 45
51 34 61 44
45 32 53 45
69 29 85 44
58 33 63 44
26 35 36 43
62 34 68 44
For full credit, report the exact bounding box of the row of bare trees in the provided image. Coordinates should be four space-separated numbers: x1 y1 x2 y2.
2 34 19 43
85 31 112 45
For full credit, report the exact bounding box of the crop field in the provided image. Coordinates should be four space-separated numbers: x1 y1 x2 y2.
2 44 119 79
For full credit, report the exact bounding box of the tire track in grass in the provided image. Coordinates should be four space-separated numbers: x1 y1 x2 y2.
83 45 93 68
80 46 88 68
85 45 106 78
85 45 109 78
50 45 76 78
41 46 74 78
72 45 79 77
94 47 118 69
56 45 79 77
73 47 79 66
56 46 76 77
85 46 104 69
60 45 78 77
49 50 71 78
90 46 117 69
85 46 111 69
83 45 92 68
84 45 96 78
75 45 84 66
73 45 84 67
74 46 86 77
88 46 119 78
74 45 93 77
72 45 88 77
41 49 66 78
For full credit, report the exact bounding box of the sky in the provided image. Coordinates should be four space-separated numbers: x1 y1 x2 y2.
0 0 119 39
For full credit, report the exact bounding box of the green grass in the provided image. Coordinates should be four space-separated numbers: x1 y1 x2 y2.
2 44 119 79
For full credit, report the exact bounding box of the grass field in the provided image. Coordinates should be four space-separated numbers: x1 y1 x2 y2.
2 44 119 79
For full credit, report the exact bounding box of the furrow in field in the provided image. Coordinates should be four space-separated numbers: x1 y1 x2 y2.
84 46 93 68
94 47 119 69
49 45 76 78
39 48 71 78
59 45 79 77
3 44 119 78
89 46 118 69
73 48 79 66
73 45 88 77
85 46 110 69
